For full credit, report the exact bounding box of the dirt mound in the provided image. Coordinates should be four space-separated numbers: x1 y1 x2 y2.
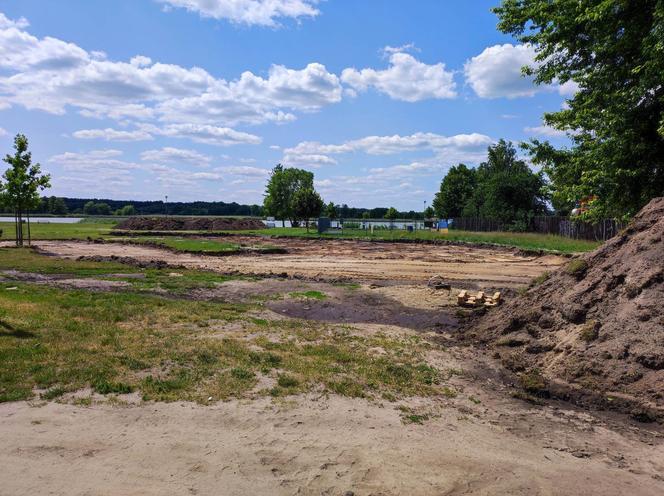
473 197 664 420
115 217 265 231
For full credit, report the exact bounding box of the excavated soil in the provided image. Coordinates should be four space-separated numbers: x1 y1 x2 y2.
115 216 265 231
473 198 664 421
29 237 565 287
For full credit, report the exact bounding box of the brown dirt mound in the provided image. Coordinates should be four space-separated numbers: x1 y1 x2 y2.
473 197 664 420
115 216 265 231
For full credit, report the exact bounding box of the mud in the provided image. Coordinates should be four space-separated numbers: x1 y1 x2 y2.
193 279 459 331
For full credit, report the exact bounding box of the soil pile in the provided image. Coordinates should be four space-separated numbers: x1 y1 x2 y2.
115 217 265 231
474 197 664 420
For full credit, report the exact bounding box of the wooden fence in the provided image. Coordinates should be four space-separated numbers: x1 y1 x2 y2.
450 216 626 241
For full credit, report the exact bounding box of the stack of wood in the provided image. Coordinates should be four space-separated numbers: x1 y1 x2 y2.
457 290 501 308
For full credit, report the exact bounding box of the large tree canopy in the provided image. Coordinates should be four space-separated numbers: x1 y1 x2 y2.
494 0 664 220
263 164 320 226
432 163 476 218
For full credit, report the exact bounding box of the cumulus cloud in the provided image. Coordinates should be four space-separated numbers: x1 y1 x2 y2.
0 12 29 30
283 132 492 166
341 52 456 102
157 0 320 26
158 63 341 125
0 14 342 128
72 128 153 141
140 147 211 165
464 44 539 99
151 124 262 146
464 43 580 99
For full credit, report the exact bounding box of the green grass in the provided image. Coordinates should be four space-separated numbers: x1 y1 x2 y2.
0 219 600 253
0 249 451 404
289 290 327 300
0 221 116 240
114 237 242 253
229 227 601 254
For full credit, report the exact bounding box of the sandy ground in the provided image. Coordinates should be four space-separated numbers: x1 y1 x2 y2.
2 239 663 495
2 393 664 496
31 238 565 287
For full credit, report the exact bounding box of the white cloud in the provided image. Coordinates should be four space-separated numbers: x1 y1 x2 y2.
140 147 211 165
0 127 7 136
0 13 29 30
48 149 141 171
151 123 262 146
157 0 320 26
158 63 341 126
464 44 539 99
382 43 419 56
72 128 153 141
283 132 492 165
464 43 580 99
0 18 341 128
341 52 456 102
524 125 568 138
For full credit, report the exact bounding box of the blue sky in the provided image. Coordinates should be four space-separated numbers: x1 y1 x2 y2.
0 0 573 210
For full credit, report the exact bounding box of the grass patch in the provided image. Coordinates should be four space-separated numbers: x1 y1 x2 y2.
566 258 589 277
579 321 600 342
531 271 550 286
0 251 450 404
0 221 116 240
230 227 600 254
289 290 327 300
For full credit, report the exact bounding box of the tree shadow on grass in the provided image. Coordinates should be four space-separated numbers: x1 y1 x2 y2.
0 319 35 339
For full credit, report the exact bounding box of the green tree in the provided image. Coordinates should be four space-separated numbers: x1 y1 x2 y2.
361 211 371 220
293 187 324 232
325 201 338 220
47 196 68 215
1 134 51 246
494 0 664 220
384 207 398 228
263 164 315 227
432 164 477 218
423 206 434 218
83 201 97 215
114 204 136 216
465 140 548 229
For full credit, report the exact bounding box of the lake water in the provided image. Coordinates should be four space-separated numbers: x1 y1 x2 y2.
0 217 83 224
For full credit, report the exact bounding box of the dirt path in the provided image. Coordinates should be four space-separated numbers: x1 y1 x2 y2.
2 394 663 496
31 239 565 287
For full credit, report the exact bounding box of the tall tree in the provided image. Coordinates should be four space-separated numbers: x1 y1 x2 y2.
292 187 324 232
432 164 477 218
325 201 338 220
465 140 548 228
494 0 664 220
1 134 51 246
263 164 315 227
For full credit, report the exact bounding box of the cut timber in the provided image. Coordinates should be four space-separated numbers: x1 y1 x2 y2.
457 289 502 308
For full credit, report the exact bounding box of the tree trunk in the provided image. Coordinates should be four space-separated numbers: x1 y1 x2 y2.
14 208 18 247
27 209 31 246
